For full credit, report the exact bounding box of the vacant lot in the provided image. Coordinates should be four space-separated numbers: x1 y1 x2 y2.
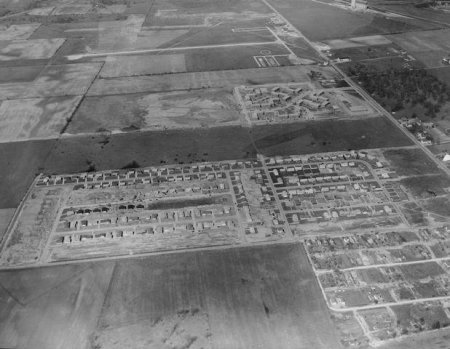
383 148 440 176
400 174 450 199
66 89 241 133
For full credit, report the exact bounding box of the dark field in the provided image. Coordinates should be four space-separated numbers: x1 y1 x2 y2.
249 116 412 157
0 243 341 349
0 117 411 209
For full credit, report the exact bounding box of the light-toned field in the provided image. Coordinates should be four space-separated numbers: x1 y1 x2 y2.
0 244 341 349
66 89 241 133
52 4 91 15
324 35 392 49
0 96 81 141
0 38 65 61
388 29 450 53
88 65 339 96
100 53 187 78
0 62 102 99
0 24 41 40
90 16 189 53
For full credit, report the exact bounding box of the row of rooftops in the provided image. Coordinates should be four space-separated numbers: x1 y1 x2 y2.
37 159 264 187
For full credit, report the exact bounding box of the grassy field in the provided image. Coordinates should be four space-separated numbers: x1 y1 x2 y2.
249 116 412 156
184 43 292 72
0 244 341 349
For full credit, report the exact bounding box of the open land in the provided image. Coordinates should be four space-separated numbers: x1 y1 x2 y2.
1 0 450 347
0 244 342 349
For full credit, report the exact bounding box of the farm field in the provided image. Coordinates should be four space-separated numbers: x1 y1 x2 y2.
0 63 102 100
95 243 341 349
66 89 242 133
0 244 341 349
0 96 81 142
0 261 115 349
